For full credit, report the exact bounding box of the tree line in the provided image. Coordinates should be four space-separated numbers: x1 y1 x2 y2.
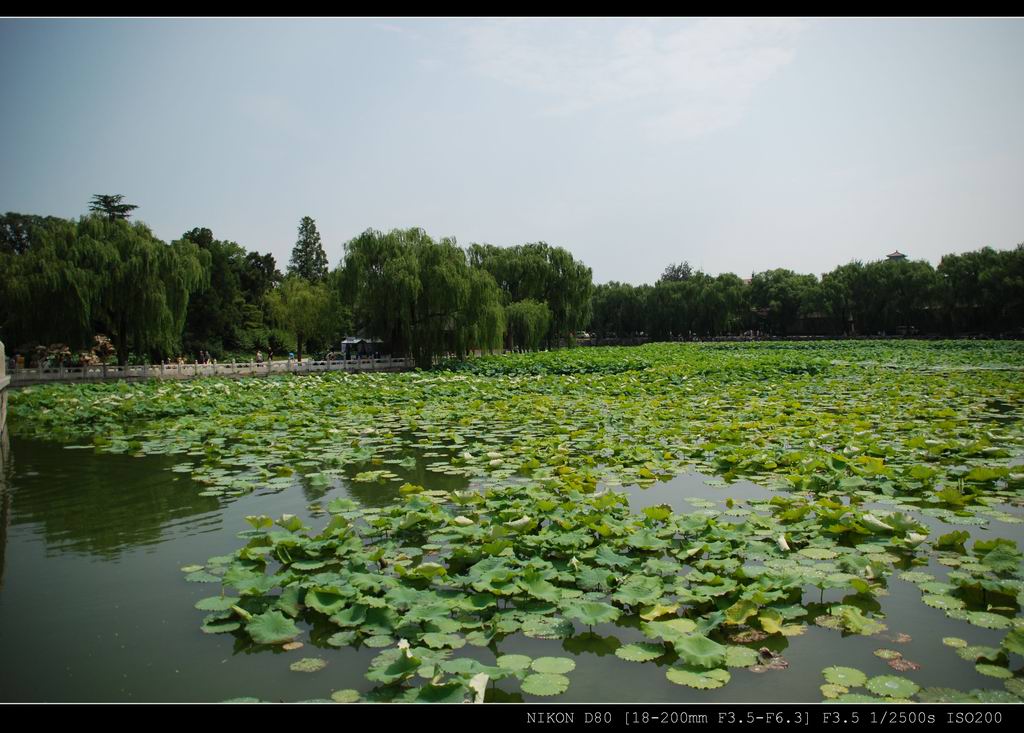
2 197 1022 369
0 197 594 367
590 249 1024 341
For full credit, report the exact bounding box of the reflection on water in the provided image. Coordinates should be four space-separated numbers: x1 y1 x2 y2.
8 439 222 559
617 471 777 513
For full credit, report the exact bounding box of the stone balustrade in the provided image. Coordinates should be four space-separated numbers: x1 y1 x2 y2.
6 356 415 387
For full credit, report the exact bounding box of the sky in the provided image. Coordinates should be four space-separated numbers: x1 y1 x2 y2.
1 17 1022 285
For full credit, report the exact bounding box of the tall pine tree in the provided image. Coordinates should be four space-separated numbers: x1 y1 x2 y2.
288 216 328 283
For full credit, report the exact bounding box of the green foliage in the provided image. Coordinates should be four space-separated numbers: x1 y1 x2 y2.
288 216 328 283
180 227 282 357
468 241 593 345
341 228 506 368
504 299 551 351
88 194 138 221
245 611 301 645
591 244 1024 338
266 275 344 360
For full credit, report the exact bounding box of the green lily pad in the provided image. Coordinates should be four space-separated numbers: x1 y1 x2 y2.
834 693 879 702
521 673 570 696
666 664 731 689
326 631 356 647
865 675 920 698
725 646 760 668
289 657 327 673
245 611 301 645
496 654 533 671
531 656 576 674
563 601 620 626
364 635 395 648
330 689 360 703
823 666 867 687
799 547 838 560
1004 678 1024 698
201 619 241 634
615 643 665 663
672 634 727 669
956 645 1003 662
821 683 849 699
976 664 1012 679
921 594 964 610
966 611 1012 629
194 596 238 612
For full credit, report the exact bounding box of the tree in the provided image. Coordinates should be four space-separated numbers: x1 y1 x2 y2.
241 251 283 303
88 194 138 221
0 212 68 255
180 228 249 357
0 213 208 361
459 268 506 356
748 269 819 335
505 299 551 351
938 246 1024 334
80 216 209 363
341 228 507 368
660 261 693 282
821 262 863 335
468 241 593 347
0 215 107 349
267 275 333 361
288 216 328 283
341 228 421 360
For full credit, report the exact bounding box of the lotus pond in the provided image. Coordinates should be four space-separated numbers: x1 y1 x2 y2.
3 341 1024 703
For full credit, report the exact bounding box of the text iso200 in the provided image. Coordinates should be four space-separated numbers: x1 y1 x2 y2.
946 712 1003 725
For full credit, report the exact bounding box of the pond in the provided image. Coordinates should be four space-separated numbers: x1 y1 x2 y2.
3 342 1023 703
1 433 1020 702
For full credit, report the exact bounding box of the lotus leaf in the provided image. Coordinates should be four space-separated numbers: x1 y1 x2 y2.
865 675 920 698
521 673 570 696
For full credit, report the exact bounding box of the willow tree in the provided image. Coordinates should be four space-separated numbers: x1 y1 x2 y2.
342 228 506 368
505 299 551 351
456 268 505 357
341 228 421 359
0 216 109 349
78 216 209 363
266 275 333 361
543 244 594 346
468 241 593 346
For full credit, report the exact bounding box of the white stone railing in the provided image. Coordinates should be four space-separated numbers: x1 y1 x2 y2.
0 341 9 439
7 356 415 385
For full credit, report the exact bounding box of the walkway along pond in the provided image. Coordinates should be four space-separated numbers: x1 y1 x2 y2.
6 356 415 386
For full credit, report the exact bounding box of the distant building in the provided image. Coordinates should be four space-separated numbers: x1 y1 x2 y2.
886 250 907 261
340 336 385 359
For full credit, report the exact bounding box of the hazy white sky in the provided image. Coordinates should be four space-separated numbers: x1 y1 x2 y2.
1 18 1022 284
